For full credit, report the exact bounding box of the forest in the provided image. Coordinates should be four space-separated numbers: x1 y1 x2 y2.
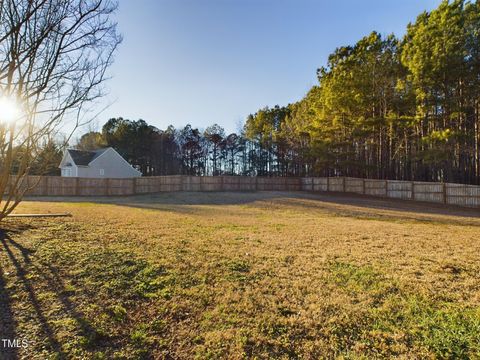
36 0 480 184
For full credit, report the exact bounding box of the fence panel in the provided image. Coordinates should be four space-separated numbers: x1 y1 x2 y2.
78 178 108 196
365 179 387 196
446 183 480 207
285 177 302 191
256 177 285 191
301 177 313 191
313 177 328 191
46 176 77 196
413 182 444 203
345 177 363 194
109 178 135 196
200 176 223 191
161 175 183 192
25 176 48 196
181 176 200 191
136 177 158 193
223 176 256 191
6 175 29 195
387 180 412 200
327 177 344 192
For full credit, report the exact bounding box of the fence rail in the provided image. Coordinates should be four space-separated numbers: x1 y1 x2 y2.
9 175 480 208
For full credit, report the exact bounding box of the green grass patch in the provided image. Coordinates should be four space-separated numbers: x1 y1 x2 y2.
328 261 480 359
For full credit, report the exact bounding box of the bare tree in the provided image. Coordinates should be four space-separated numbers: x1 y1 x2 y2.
0 0 121 219
204 124 225 176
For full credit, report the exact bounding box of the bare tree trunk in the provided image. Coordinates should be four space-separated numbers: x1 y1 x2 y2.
0 0 121 219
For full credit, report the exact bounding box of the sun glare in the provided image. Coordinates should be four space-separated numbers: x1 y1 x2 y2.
0 95 21 123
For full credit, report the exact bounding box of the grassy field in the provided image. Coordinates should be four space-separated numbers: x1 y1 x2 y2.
1 191 480 359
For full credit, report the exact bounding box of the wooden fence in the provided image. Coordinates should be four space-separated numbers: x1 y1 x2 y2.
9 175 480 208
301 177 480 208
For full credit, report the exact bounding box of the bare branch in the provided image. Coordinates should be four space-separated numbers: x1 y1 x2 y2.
0 0 121 219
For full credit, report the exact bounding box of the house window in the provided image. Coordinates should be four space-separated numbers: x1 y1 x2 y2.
63 168 72 177
99 169 105 176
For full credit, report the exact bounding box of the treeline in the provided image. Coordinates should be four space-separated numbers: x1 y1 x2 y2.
28 117 278 177
75 118 255 176
245 0 480 184
31 0 480 184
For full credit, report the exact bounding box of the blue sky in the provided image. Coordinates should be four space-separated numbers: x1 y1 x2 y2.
94 0 441 134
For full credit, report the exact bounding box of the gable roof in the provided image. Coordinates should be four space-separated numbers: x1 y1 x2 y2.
66 148 110 166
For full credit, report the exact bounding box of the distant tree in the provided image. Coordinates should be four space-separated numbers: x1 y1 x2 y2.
178 125 205 175
151 126 181 175
102 117 133 156
401 0 479 182
76 132 106 151
29 140 63 176
225 133 241 175
102 118 161 175
204 124 225 175
244 106 289 175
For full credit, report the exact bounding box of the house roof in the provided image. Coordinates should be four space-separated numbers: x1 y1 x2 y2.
66 148 110 166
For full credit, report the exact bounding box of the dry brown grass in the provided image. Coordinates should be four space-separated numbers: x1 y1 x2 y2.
1 192 479 359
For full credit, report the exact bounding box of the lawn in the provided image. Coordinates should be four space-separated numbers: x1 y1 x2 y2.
1 191 480 359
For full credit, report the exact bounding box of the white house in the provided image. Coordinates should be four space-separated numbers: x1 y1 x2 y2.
59 147 142 178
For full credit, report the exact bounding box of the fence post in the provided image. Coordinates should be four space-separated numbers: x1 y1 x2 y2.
255 176 258 191
221 176 225 191
327 177 330 192
132 177 137 194
343 177 346 192
385 180 388 197
443 182 447 204
411 181 415 200
39 176 46 195
45 176 49 196
75 177 80 196
312 177 314 192
105 178 110 196
362 178 366 195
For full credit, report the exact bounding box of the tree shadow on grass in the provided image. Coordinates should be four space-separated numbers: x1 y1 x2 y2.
28 191 480 218
0 257 17 360
0 226 105 359
29 191 298 206
39 261 108 352
278 192 480 226
0 228 64 359
114 192 480 225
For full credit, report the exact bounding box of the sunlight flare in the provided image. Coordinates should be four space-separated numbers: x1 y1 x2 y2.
0 95 21 123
